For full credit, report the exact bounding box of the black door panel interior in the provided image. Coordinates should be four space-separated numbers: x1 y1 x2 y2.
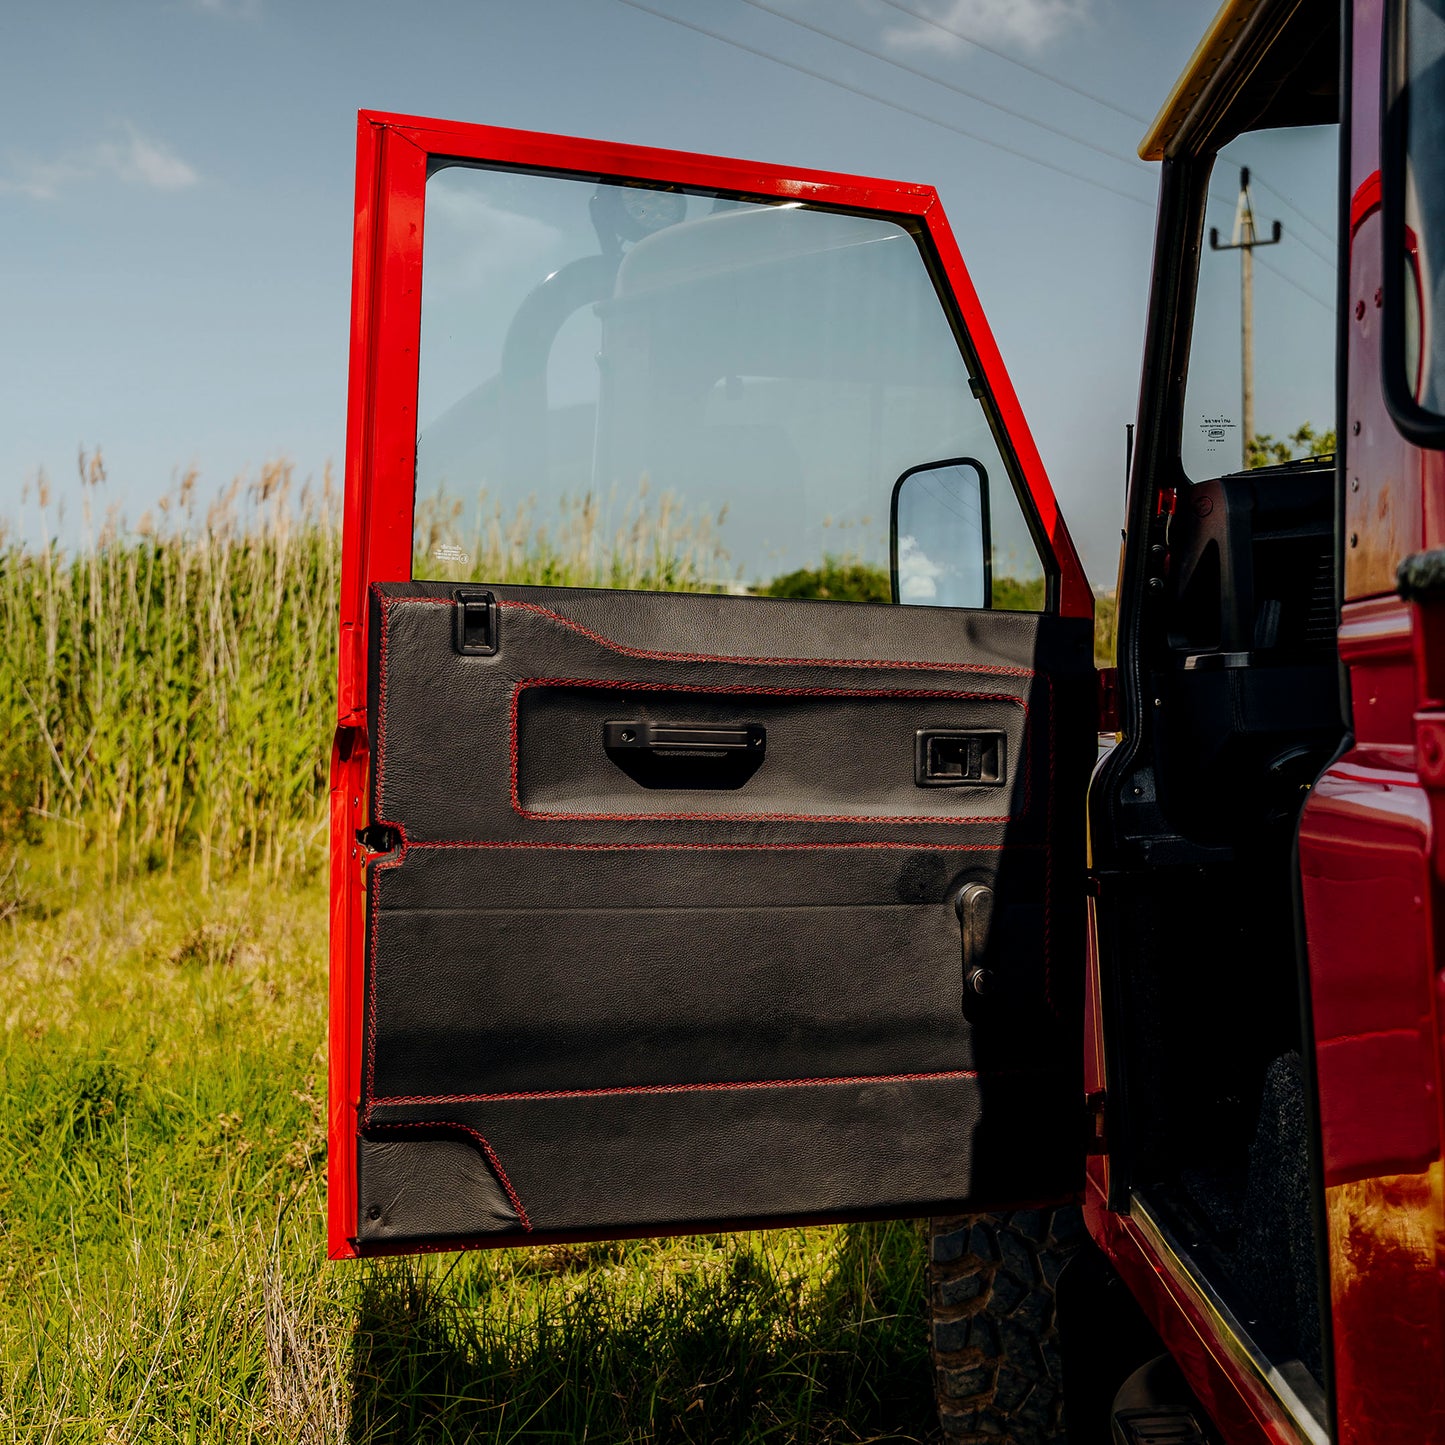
359 581 1093 1247
516 685 1028 820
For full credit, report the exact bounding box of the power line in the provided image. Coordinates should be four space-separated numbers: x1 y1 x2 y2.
613 0 1157 210
738 0 1154 178
1207 185 1337 271
1248 171 1336 247
873 0 1153 126
614 0 1338 315
867 1 1342 259
1255 252 1335 312
1263 220 1337 271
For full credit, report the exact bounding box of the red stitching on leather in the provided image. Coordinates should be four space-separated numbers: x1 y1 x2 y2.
407 839 1041 852
372 588 392 809
510 677 1030 824
369 589 453 808
371 1066 985 1107
363 841 407 1109
500 597 1037 679
365 1119 532 1231
364 592 1064 1120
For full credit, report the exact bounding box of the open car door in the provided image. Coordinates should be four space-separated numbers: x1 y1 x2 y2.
328 112 1096 1256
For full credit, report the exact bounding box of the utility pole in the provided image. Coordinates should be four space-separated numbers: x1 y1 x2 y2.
1209 167 1282 466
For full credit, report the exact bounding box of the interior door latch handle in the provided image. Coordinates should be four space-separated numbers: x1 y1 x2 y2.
603 720 766 790
603 721 765 755
916 729 1005 786
956 882 995 997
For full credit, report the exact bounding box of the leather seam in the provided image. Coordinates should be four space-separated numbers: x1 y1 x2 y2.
363 847 407 1112
401 838 1045 852
369 1066 987 1107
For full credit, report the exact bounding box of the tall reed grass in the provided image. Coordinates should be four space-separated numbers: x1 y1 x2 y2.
0 453 341 890
0 461 731 891
412 481 732 590
1 458 1103 889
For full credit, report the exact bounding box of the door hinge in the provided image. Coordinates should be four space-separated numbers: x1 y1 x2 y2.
338 621 364 722
1085 1090 1108 1154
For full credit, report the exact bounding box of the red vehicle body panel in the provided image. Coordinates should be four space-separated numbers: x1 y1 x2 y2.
328 110 1091 1259
1083 6 1445 1442
1087 5 1445 1442
1293 7 1445 1441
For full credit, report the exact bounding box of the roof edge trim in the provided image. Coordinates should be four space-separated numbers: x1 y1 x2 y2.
1138 0 1267 161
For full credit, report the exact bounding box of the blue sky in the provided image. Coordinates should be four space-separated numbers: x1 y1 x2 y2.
0 0 1325 585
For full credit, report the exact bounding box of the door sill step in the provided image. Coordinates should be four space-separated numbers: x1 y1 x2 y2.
1113 1407 1213 1444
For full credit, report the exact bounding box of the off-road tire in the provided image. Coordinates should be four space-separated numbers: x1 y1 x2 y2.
928 1208 1087 1443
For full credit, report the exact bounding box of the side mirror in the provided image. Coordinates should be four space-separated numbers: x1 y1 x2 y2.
889 458 992 609
1382 0 1445 447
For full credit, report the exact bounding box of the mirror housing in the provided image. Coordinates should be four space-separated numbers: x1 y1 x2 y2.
1383 0 1445 447
889 458 992 609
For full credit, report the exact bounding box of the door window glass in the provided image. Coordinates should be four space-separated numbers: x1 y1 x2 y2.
413 164 1046 609
1182 124 1339 478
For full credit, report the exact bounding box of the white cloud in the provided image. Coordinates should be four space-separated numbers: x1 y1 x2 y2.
107 128 199 190
896 534 943 601
0 124 198 200
881 0 1090 55
187 0 261 16
421 182 565 299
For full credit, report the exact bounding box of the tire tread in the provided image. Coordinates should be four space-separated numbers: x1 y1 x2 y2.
929 1208 1084 1443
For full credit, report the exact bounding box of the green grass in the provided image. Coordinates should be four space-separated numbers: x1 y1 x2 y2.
0 849 936 1443
0 458 1088 892
0 461 1102 1436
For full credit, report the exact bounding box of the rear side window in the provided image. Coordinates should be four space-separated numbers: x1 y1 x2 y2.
1182 124 1339 479
412 164 1046 609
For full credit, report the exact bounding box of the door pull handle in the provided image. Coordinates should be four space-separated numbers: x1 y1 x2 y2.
604 720 765 755
603 720 765 790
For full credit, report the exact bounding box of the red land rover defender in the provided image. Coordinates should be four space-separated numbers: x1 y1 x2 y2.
328 1 1445 1439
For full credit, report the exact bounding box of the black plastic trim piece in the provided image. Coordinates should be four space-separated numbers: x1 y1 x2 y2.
453 588 499 655
915 729 1006 787
1335 0 1353 731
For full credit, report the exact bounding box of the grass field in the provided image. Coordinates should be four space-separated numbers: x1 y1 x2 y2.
0 849 935 1442
0 460 1116 1439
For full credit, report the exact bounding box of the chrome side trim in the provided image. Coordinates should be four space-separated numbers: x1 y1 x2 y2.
1130 1191 1331 1445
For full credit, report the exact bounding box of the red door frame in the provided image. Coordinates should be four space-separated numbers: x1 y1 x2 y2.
327 109 1091 1259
